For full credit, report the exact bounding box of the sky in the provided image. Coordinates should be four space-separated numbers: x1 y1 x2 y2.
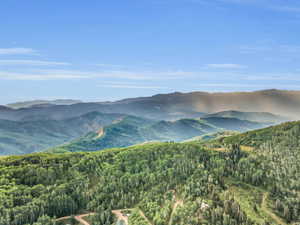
1 0 300 104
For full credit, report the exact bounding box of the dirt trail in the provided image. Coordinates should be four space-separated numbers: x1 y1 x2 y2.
261 193 286 225
95 127 104 139
75 213 95 225
139 209 154 225
56 213 95 225
168 197 183 225
112 210 129 225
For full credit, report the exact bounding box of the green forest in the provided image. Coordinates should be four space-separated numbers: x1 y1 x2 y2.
1 121 300 225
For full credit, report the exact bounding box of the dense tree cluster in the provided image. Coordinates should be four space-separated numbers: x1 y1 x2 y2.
1 121 300 225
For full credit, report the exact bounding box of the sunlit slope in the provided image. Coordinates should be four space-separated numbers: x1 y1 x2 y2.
209 120 300 148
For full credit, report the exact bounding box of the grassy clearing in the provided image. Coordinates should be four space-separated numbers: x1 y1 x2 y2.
227 185 266 224
240 145 254 152
225 180 285 225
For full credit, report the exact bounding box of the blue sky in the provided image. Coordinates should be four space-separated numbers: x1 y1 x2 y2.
1 0 300 104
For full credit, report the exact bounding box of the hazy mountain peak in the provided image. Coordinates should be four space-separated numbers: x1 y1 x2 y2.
7 99 82 109
0 105 12 110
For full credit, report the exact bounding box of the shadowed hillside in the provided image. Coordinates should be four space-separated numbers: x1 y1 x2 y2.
0 112 124 155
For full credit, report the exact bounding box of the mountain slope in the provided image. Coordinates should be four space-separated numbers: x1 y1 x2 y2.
208 120 300 149
0 112 124 155
52 116 267 152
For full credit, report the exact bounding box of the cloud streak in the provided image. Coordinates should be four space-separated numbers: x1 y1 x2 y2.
183 0 300 14
0 48 37 55
0 69 197 80
99 84 167 89
0 60 71 66
206 64 247 69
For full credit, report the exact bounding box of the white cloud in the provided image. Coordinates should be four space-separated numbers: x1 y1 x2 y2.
0 71 87 80
0 48 37 55
99 84 167 89
94 63 127 68
195 83 300 89
239 46 272 54
206 64 247 69
183 0 300 14
0 60 70 66
246 73 300 81
239 44 300 55
271 6 300 13
0 69 196 80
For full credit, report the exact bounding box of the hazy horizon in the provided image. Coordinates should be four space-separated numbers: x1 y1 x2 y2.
1 0 300 104
2 88 299 105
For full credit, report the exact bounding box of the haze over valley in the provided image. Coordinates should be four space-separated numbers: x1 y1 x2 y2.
0 89 291 155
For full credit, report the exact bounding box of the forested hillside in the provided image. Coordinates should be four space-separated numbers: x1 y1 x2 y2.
208 120 300 148
1 121 300 225
50 116 265 153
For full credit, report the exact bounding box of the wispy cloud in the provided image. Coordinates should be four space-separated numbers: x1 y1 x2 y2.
99 84 167 89
94 63 128 68
239 46 272 54
0 71 87 80
184 0 300 14
195 83 300 89
271 6 300 13
239 44 300 55
0 69 196 80
246 73 300 82
0 48 37 55
206 64 247 69
0 60 70 66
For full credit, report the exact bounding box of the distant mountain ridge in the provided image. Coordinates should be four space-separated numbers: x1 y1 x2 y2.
0 89 299 121
6 99 82 109
0 105 12 111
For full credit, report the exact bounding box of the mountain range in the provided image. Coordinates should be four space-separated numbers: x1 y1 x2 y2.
1 89 299 121
0 110 276 155
0 89 295 155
